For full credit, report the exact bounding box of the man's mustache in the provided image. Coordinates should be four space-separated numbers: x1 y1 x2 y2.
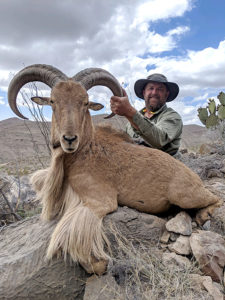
147 96 160 101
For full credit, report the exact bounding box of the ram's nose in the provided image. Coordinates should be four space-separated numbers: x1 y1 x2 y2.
63 135 77 145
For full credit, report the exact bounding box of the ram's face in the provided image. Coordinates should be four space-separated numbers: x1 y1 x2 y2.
49 81 90 153
31 80 104 153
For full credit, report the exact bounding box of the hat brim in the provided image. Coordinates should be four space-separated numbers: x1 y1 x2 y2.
134 79 179 102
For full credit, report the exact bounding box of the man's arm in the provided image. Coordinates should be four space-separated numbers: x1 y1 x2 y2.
110 91 183 149
131 110 183 148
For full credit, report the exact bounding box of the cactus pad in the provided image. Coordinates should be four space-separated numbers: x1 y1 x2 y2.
197 107 208 125
218 105 225 120
205 114 219 128
217 92 225 105
207 99 216 114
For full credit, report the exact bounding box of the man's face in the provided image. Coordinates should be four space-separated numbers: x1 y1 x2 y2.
143 82 169 112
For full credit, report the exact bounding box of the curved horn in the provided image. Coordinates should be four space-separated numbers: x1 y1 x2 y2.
8 64 68 119
72 68 123 119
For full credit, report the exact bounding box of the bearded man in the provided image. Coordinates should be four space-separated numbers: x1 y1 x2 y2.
110 73 183 156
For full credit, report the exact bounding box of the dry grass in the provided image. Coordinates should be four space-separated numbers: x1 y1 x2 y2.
0 156 49 176
105 224 211 300
16 206 42 219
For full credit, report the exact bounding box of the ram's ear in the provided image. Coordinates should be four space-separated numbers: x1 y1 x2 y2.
88 101 104 111
31 96 50 106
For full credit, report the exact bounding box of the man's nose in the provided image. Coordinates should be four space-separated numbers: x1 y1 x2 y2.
151 88 158 95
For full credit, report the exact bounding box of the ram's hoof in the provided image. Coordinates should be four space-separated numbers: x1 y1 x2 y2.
195 208 211 226
80 258 108 275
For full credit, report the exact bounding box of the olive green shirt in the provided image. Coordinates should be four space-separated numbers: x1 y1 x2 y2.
126 104 183 155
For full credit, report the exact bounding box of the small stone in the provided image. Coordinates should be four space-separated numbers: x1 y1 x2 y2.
190 230 225 283
162 252 191 271
207 169 223 178
169 232 179 242
202 220 211 230
166 211 192 236
159 244 168 249
191 221 197 229
168 236 191 255
160 229 170 244
202 276 224 300
189 274 224 300
213 282 224 295
84 274 121 300
189 274 206 290
180 149 188 154
220 167 225 174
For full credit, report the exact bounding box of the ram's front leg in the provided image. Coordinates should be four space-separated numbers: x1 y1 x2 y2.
47 183 118 275
35 148 65 221
30 148 62 195
30 168 49 193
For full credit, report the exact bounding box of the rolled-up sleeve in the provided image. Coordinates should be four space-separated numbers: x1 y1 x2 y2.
132 110 183 149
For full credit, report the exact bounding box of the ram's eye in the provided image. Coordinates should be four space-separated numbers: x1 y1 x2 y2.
84 102 89 106
50 100 54 104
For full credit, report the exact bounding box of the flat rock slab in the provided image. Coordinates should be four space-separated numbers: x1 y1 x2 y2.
0 216 87 300
162 252 191 271
0 206 166 299
104 206 166 245
168 235 191 255
189 274 224 300
190 230 225 283
166 211 192 236
84 274 121 300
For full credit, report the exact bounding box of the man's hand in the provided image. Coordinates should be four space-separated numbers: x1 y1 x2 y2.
110 88 137 118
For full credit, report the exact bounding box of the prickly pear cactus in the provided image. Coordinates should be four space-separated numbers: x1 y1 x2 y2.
198 91 225 128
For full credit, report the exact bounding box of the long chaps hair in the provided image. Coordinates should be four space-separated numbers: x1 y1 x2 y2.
31 149 110 265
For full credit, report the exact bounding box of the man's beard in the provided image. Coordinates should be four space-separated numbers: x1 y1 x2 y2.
146 97 164 112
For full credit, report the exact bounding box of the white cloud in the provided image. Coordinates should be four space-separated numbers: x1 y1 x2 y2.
0 0 193 76
1 0 225 126
133 0 193 24
138 40 225 101
167 26 190 36
168 101 201 125
191 92 209 103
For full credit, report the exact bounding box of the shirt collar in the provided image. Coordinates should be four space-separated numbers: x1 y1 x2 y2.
140 104 167 116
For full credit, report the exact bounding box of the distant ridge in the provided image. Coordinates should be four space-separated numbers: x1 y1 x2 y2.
0 116 208 163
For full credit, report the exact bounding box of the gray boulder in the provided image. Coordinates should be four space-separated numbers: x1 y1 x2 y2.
0 175 38 224
190 230 225 283
0 216 87 300
165 211 192 236
0 207 165 299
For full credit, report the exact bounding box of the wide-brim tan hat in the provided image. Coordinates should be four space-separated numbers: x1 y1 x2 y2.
134 73 179 102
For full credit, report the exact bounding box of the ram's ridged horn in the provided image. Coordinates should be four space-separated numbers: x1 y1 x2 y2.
8 64 68 119
73 68 123 119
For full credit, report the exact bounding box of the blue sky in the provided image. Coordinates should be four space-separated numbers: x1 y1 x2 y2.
0 0 225 125
151 0 225 52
